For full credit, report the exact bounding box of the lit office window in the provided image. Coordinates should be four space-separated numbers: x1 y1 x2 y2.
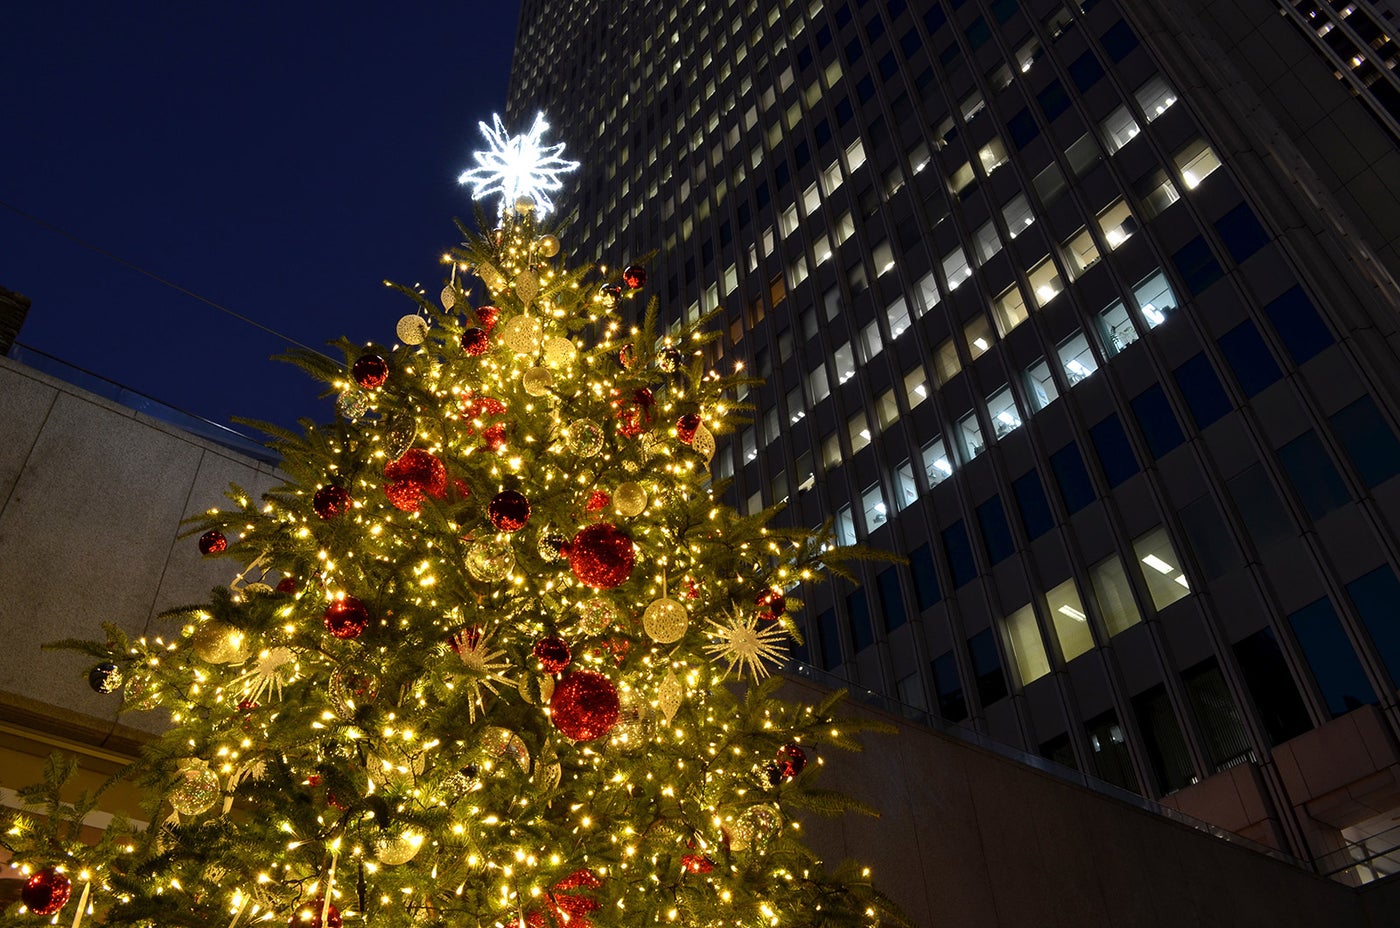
986 386 1023 439
1097 297 1140 356
822 160 843 194
959 89 986 121
876 388 900 429
949 161 976 194
1025 357 1059 411
1100 104 1141 153
1133 527 1191 610
978 137 1010 174
822 432 842 470
834 210 855 242
959 409 986 459
1136 167 1180 219
859 318 884 361
1032 162 1066 205
992 284 1030 335
964 315 994 361
885 298 912 339
770 469 789 506
796 451 815 494
848 411 872 453
1091 555 1142 635
923 437 953 486
934 336 962 383
1058 330 1098 385
894 460 919 510
974 217 1003 262
1047 577 1094 661
808 363 830 403
1097 198 1137 248
802 182 821 216
861 483 888 531
1006 604 1052 684
1064 226 1102 276
786 385 805 424
835 504 857 545
1028 255 1064 306
1174 139 1221 189
1086 711 1139 792
845 137 867 171
942 245 973 289
833 342 856 383
781 204 799 237
1134 269 1179 328
904 366 928 409
916 271 940 314
1134 74 1178 121
741 427 757 463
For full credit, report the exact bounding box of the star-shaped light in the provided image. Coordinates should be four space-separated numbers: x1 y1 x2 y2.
458 112 580 217
449 626 514 722
704 610 788 681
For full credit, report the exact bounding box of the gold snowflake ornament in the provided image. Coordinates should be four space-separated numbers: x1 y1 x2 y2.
704 610 787 680
450 626 515 722
231 647 299 702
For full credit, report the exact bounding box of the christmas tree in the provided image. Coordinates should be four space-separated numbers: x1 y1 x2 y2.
2 117 904 928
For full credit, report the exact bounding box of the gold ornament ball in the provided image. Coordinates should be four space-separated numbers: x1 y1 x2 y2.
613 482 647 517
515 194 537 214
538 234 561 257
577 596 623 635
192 621 248 665
466 538 515 582
566 419 605 457
483 726 531 771
374 830 424 866
500 314 544 354
521 366 554 396
518 672 556 705
542 336 577 366
169 764 221 816
643 597 689 643
731 804 782 852
397 314 429 345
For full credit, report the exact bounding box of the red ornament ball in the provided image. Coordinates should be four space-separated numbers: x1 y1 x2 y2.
675 414 701 444
756 588 786 621
622 265 647 289
352 353 389 390
461 326 490 356
550 671 620 741
488 490 531 532
483 422 509 452
568 523 635 588
21 868 71 916
288 899 342 928
775 743 807 779
585 490 610 512
313 484 353 520
462 393 508 421
618 344 635 369
680 853 714 874
533 635 572 673
476 305 500 331
383 449 448 512
276 577 299 594
324 597 371 640
198 529 228 555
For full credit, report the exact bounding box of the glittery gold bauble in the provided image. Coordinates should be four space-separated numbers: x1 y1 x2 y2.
169 763 220 816
542 336 577 366
192 621 248 665
397 314 429 345
643 597 689 643
515 194 536 214
577 596 623 635
692 424 717 462
535 760 562 790
465 538 515 582
482 726 531 771
515 270 540 305
613 482 647 517
500 314 544 354
612 704 659 749
731 804 782 852
476 261 507 292
440 286 456 310
374 830 424 866
566 419 605 457
658 668 684 723
538 234 560 257
522 367 554 396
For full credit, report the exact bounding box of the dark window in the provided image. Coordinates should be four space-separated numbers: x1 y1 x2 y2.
818 607 842 670
848 588 875 651
1089 414 1139 487
817 25 833 48
774 161 791 190
909 543 943 608
879 52 899 79
924 4 947 32
798 45 814 70
901 27 921 56
991 0 1019 23
1278 430 1350 519
857 75 877 102
1037 80 1071 120
1050 443 1095 512
1007 108 1040 149
877 567 908 630
837 98 854 125
1040 733 1077 770
942 520 977 586
790 619 811 664
977 495 1015 563
1180 493 1242 578
1184 656 1259 766
1227 463 1295 553
887 0 907 17
915 66 936 91
719 221 733 246
1132 684 1194 793
964 15 991 48
1289 597 1376 716
1067 51 1104 92
814 118 833 146
794 141 811 168
1099 20 1140 61
865 14 886 40
738 201 752 227
968 629 1009 704
756 181 771 208
1086 710 1139 792
1345 567 1400 687
1218 321 1281 396
1331 395 1400 487
931 651 968 721
1173 353 1231 428
1214 203 1270 263
1130 384 1185 457
836 4 853 26
702 238 715 265
1012 469 1054 538
939 42 960 66
1171 236 1223 295
1265 286 1333 364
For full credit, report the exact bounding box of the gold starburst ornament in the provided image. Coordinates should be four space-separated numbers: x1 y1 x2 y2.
704 610 787 680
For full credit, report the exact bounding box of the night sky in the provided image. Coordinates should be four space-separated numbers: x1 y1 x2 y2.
2 4 521 434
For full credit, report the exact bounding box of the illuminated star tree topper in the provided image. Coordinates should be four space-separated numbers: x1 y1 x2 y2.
457 112 580 217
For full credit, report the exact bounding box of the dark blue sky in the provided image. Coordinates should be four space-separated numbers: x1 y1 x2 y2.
2 4 519 432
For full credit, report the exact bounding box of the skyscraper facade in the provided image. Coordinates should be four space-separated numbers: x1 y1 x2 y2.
507 0 1400 872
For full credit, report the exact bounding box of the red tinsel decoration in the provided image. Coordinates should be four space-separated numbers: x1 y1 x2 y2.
476 305 500 331
567 523 635 588
675 414 701 444
550 671 620 741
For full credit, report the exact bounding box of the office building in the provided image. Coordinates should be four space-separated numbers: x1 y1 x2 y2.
505 0 1400 875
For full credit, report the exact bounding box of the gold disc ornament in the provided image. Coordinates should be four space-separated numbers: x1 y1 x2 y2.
521 367 554 396
542 336 577 366
643 597 689 643
613 482 647 517
500 314 544 354
397 315 429 345
538 234 560 257
192 620 249 665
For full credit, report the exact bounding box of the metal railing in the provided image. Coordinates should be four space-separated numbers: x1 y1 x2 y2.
1316 823 1400 884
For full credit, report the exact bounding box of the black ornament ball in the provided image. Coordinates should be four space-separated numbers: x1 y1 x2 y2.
323 596 371 640
599 283 623 307
198 530 228 555
21 868 71 916
89 662 124 694
488 490 531 532
461 326 490 356
352 353 390 390
313 484 353 520
775 743 807 779
658 347 684 372
622 265 647 289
